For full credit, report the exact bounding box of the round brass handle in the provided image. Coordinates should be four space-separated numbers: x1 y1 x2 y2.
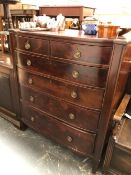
67 136 73 142
25 41 31 50
73 49 81 59
72 70 79 79
71 91 77 99
28 78 33 85
31 116 35 122
27 59 31 66
69 113 75 120
29 96 34 102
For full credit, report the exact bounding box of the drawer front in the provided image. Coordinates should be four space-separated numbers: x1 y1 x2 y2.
51 41 112 65
20 85 100 132
21 103 96 155
17 52 108 88
18 69 104 110
16 36 49 56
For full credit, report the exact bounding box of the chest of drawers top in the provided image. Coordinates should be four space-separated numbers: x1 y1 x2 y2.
14 29 114 66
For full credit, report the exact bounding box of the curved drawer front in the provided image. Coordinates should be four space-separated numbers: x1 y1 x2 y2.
17 52 108 88
16 36 49 56
51 41 112 65
20 85 100 132
21 103 96 156
18 69 104 110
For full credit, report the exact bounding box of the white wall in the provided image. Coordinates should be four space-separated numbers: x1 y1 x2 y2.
20 0 131 9
20 0 131 27
20 0 131 15
21 0 92 6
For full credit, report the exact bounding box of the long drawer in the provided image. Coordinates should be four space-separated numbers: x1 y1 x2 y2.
18 69 104 110
16 52 108 88
21 103 96 156
20 85 100 132
16 36 49 56
51 41 112 65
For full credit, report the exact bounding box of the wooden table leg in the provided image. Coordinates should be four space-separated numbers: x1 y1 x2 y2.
0 17 3 31
0 33 5 53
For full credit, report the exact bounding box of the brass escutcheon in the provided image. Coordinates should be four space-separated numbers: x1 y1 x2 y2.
73 48 81 59
30 96 34 102
28 78 33 84
25 40 31 50
71 91 77 99
27 59 31 66
69 113 75 120
31 116 35 122
67 136 73 142
72 70 79 78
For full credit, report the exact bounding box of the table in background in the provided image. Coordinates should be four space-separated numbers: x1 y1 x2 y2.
10 9 39 28
0 4 4 31
39 6 95 23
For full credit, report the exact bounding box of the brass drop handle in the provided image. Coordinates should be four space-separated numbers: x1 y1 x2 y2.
72 70 79 79
31 116 35 122
29 96 34 102
67 136 73 142
69 113 75 120
71 91 77 99
28 78 33 85
27 59 31 66
73 48 81 59
25 40 31 50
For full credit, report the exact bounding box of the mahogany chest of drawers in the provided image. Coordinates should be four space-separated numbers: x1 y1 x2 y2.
9 29 131 173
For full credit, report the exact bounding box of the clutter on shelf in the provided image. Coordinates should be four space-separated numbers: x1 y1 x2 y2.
19 14 66 32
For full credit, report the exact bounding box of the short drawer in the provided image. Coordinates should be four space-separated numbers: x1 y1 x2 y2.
20 85 100 132
51 41 112 65
17 52 108 88
18 69 104 110
21 103 96 156
16 36 49 56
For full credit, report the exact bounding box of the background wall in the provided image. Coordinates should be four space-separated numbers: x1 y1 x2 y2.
20 0 131 9
20 0 131 27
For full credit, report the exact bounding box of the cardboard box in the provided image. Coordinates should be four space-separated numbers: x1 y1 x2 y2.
9 3 38 10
